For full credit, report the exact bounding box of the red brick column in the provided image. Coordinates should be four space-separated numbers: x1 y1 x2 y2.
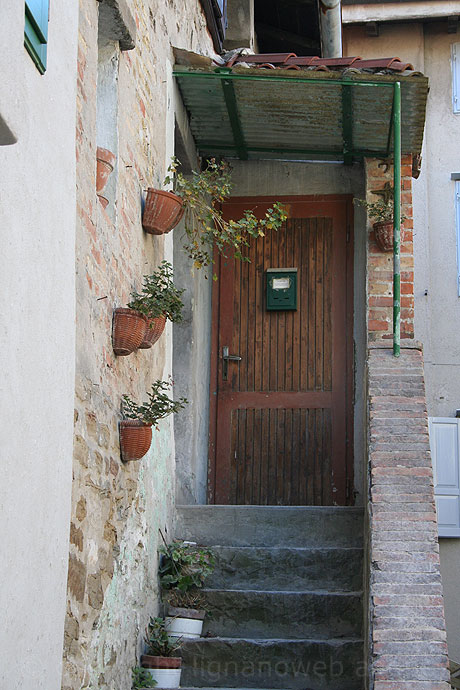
365 156 414 342
367 346 450 690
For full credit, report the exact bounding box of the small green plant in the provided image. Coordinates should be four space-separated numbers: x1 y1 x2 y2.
354 183 406 224
122 379 187 428
159 540 216 593
128 261 184 323
132 666 157 689
145 617 181 657
165 157 288 271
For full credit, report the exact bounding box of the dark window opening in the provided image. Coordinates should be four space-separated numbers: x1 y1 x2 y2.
254 0 320 55
200 0 227 53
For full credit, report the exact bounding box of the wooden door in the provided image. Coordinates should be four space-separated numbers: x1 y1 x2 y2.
208 196 353 506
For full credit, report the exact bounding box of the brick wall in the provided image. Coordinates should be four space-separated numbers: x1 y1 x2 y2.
366 156 415 342
367 346 450 689
62 0 215 688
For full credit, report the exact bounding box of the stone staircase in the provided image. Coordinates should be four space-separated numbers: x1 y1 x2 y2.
175 506 365 690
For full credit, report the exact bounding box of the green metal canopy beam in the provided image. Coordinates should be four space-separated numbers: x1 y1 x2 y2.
342 84 353 165
198 142 391 159
221 77 248 160
173 68 396 89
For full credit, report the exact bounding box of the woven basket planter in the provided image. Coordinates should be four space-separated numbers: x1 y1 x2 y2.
373 220 393 252
112 308 147 356
142 189 184 235
139 314 167 349
119 420 152 462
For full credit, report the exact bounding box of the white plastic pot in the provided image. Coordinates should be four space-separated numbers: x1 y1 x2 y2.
145 667 182 689
165 615 204 640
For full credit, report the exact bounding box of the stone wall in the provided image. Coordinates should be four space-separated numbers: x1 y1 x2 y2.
62 1 215 688
365 155 415 342
367 346 450 690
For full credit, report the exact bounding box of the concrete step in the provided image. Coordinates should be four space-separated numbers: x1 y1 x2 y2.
207 545 363 592
201 589 363 639
175 506 364 548
180 636 364 690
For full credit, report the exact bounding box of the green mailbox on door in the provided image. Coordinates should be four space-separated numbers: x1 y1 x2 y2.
266 268 298 311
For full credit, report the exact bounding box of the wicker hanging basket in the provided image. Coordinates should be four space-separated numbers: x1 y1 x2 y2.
373 220 394 252
119 420 152 462
112 308 147 356
142 189 184 235
138 314 167 349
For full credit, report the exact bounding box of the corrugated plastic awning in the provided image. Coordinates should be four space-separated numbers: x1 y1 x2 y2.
173 65 428 163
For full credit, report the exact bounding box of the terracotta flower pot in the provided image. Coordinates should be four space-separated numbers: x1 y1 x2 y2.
119 420 152 462
141 655 182 689
142 189 184 235
96 146 116 195
373 220 393 252
112 308 147 356
141 656 182 670
138 314 167 349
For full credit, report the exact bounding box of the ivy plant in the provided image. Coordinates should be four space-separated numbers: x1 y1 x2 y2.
144 617 181 657
128 261 184 323
122 378 187 428
165 157 288 272
159 540 216 593
132 666 157 689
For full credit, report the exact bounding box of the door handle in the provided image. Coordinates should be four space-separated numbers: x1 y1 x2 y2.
222 346 242 380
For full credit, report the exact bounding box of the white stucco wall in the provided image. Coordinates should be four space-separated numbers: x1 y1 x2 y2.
0 4 78 689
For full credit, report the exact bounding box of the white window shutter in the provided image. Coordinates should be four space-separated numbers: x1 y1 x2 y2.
429 417 460 537
453 43 460 114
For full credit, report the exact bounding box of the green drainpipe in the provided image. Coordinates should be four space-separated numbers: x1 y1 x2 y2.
393 81 401 357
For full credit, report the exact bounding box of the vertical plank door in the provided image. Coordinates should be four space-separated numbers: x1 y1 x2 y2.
208 196 353 505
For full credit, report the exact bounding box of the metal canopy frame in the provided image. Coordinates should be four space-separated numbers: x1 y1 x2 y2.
174 68 406 356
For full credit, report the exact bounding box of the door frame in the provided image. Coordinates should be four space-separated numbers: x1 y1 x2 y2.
207 194 354 505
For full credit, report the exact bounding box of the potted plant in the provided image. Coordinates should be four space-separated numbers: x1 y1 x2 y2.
355 184 405 252
141 617 182 689
159 540 216 640
164 157 288 271
128 261 184 349
112 307 148 356
120 379 187 462
132 666 157 689
142 188 185 235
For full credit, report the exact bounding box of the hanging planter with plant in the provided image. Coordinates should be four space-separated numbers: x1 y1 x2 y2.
112 308 148 356
128 261 185 349
120 379 187 462
142 189 185 235
141 617 182 689
159 539 216 640
150 157 288 273
355 183 405 253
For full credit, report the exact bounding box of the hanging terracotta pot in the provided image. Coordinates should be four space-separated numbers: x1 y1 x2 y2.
112 308 147 356
142 189 184 235
119 420 152 462
373 220 393 252
138 314 167 349
96 146 116 196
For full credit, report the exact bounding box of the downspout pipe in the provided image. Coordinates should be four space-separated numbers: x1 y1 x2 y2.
319 0 343 58
393 81 401 357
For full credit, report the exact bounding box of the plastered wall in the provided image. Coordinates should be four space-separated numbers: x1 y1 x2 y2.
0 4 78 690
